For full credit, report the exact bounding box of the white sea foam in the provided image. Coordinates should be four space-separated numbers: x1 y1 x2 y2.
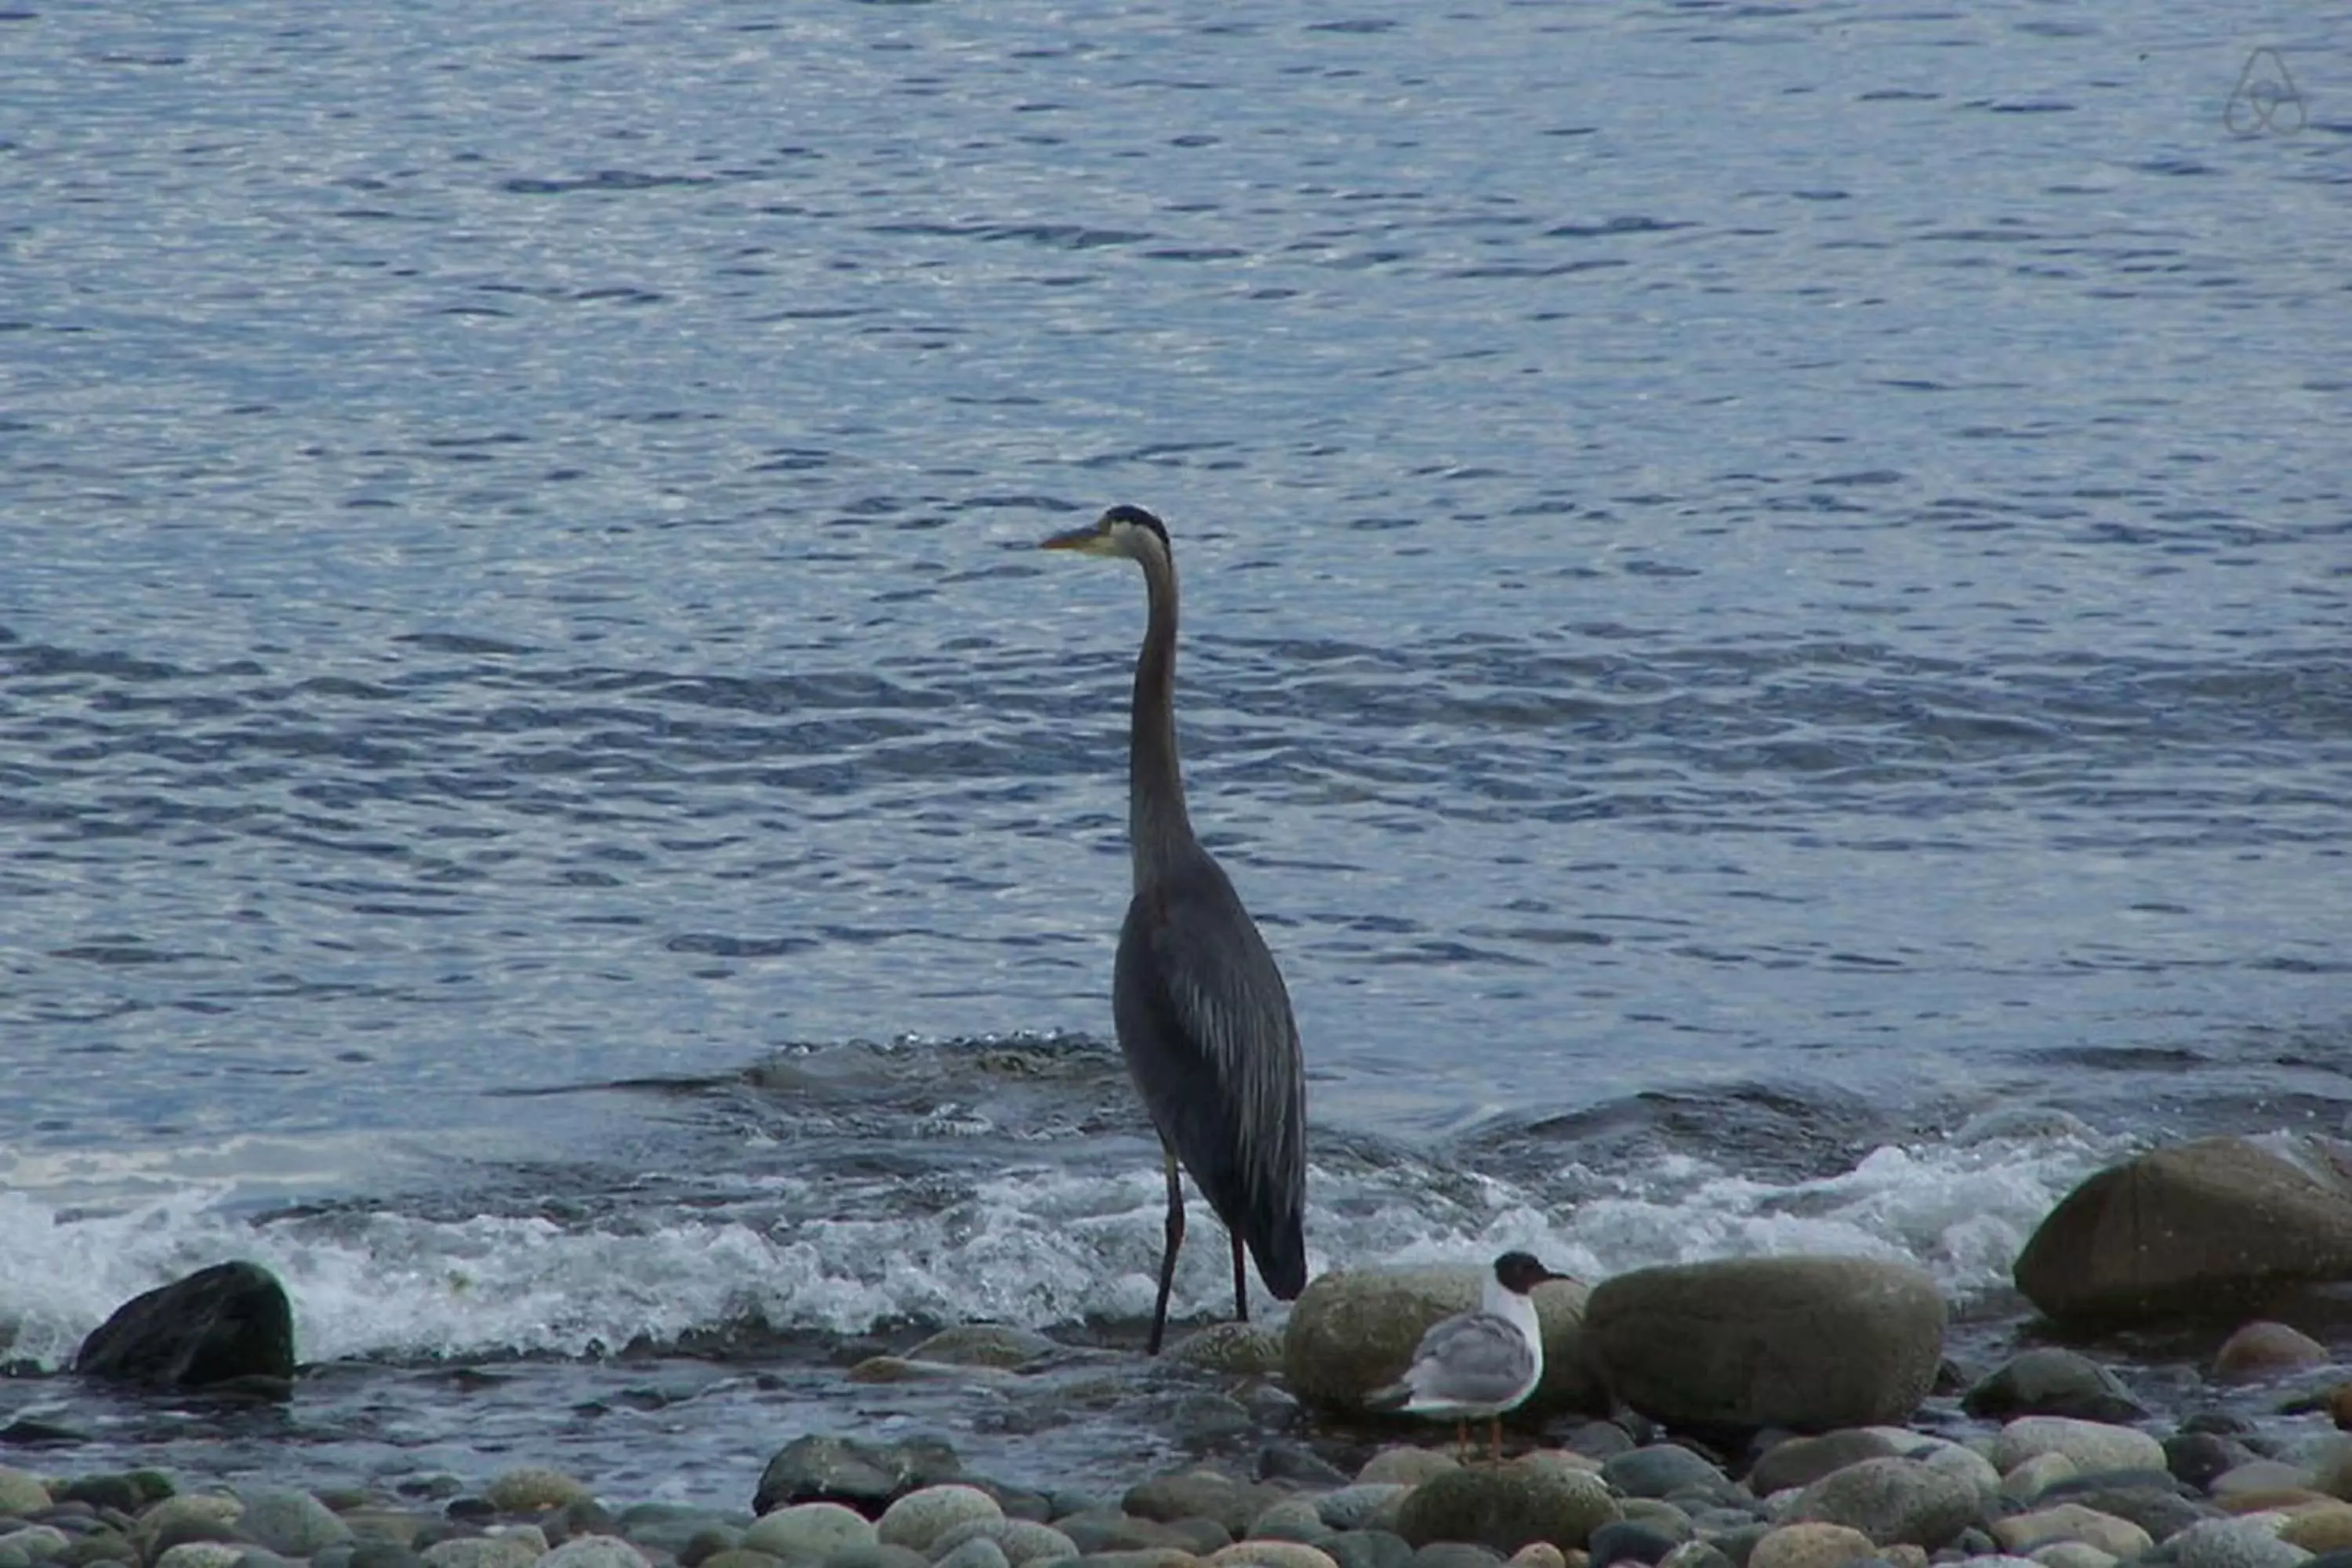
0 1119 2123 1372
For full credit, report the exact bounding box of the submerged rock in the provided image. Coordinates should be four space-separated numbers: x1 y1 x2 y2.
1962 1348 2148 1422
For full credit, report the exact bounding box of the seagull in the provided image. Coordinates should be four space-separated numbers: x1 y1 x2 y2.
1367 1250 1564 1461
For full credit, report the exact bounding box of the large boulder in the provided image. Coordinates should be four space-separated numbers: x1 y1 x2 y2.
1283 1264 1602 1416
2013 1135 2352 1325
1581 1257 1944 1431
73 1261 295 1394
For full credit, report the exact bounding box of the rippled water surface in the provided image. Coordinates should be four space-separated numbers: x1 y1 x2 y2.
3 0 2349 1504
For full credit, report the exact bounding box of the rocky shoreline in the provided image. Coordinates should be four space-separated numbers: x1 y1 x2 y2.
12 1134 2352 1568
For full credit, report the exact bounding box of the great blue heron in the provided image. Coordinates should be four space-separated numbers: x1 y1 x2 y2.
1367 1250 1564 1461
1040 504 1308 1355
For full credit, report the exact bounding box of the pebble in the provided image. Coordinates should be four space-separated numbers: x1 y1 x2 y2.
1989 1421 2167 1477
740 1503 876 1560
0 1473 53 1519
934 1541 1011 1568
880 1488 1004 1554
924 1519 1079 1566
483 1475 594 1515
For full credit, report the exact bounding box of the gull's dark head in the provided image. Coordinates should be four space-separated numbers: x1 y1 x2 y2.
1040 504 1171 562
1492 1250 1563 1296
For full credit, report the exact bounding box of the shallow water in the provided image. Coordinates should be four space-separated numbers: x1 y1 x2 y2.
3 0 2349 1503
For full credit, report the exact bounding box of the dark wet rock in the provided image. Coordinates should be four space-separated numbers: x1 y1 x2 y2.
347 1546 427 1568
2169 1432 2261 1491
1960 1348 2148 1422
674 1526 743 1568
1584 1258 1945 1431
1314 1488 1410 1534
1283 1264 1601 1417
752 1436 962 1517
1171 1393 1254 1448
1745 1432 1904 1498
1249 1499 1335 1545
1786 1457 1986 1549
1155 1516 1233 1555
1566 1423 1639 1461
1603 1447 1733 1502
1392 1465 1620 1554
57 1476 173 1517
1589 1521 1682 1567
72 1263 295 1394
1323 1531 1414 1568
2015 1135 2352 1326
1258 1443 1350 1488
0 1417 89 1447
443 1501 497 1526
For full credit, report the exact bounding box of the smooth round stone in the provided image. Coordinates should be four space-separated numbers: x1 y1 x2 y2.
1209 1546 1338 1568
1054 1512 1176 1555
880 1488 1004 1555
419 1537 543 1568
2029 1545 2118 1568
743 1504 877 1561
1406 1546 1501 1568
1750 1436 1906 1500
2004 1454 2080 1503
485 1472 595 1514
1258 1444 1346 1487
1162 1521 1237 1557
1990 1504 2152 1559
1 1527 71 1566
539 1539 652 1568
53 1537 136 1568
1655 1544 1735 1568
1168 1324 1285 1377
1070 1552 1202 1568
934 1540 1011 1568
241 1493 354 1558
1127 1478 1261 1538
2031 1475 2212 1542
1356 1454 1459 1490
695 1550 786 1568
138 1498 245 1548
1606 1450 1732 1502
1316 1490 1410 1534
632 1513 740 1563
2211 1323 2330 1384
2172 1435 2259 1493
1617 1502 1695 1541
0 1473 52 1519
1989 1421 2165 1478
1788 1457 1986 1550
1322 1532 1413 1568
348 1547 426 1568
154 1546 245 1568
1744 1524 1878 1568
1589 1522 1680 1567
2167 1517 2312 1568
926 1520 1079 1566
1507 1548 1565 1568
1247 1502 1330 1547
1394 1468 1620 1555
2281 1508 2352 1555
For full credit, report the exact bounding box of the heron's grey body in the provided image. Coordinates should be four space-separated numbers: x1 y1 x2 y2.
1043 505 1308 1355
1369 1251 1559 1460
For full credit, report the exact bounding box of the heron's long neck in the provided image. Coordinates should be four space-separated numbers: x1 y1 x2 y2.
1129 546 1196 888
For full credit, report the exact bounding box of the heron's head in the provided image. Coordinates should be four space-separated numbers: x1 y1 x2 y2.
1040 504 1170 564
1491 1250 1564 1296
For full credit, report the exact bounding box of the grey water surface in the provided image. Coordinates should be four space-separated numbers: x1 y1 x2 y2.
2 0 2348 1506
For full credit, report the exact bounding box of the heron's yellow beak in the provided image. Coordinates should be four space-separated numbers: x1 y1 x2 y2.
1040 522 1109 553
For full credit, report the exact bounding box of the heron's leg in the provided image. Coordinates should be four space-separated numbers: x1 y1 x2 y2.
1231 1230 1249 1323
1489 1417 1502 1465
1149 1143 1185 1356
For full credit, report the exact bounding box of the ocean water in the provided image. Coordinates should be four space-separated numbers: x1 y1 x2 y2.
3 0 2349 1507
